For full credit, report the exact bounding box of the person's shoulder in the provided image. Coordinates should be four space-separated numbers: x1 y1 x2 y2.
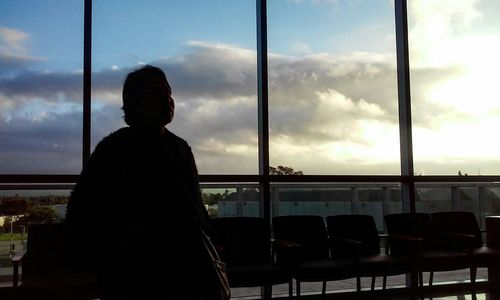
165 129 191 149
81 128 131 171
95 127 133 150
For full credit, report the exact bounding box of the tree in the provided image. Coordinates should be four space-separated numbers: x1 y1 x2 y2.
0 199 29 216
201 192 224 206
269 165 304 175
15 206 57 226
207 207 218 218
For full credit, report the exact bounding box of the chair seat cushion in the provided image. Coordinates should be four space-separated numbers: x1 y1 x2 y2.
228 263 289 287
359 254 412 276
294 258 357 282
420 250 473 271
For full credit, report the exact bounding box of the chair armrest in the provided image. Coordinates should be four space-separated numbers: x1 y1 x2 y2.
439 232 475 239
438 232 477 253
385 234 423 244
273 239 302 266
382 234 423 256
11 250 26 288
331 236 362 246
274 240 302 248
11 251 26 264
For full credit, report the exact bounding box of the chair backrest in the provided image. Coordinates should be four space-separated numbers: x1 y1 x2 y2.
23 222 71 280
211 217 271 265
384 213 433 254
326 215 380 258
430 211 483 249
272 215 329 260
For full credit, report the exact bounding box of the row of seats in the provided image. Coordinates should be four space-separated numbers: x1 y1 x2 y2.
11 212 500 299
212 212 500 298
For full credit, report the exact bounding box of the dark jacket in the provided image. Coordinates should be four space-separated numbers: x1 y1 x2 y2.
65 127 210 299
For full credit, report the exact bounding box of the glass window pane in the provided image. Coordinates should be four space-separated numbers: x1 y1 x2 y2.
271 182 403 291
409 0 500 175
0 189 70 284
91 0 257 174
0 1 83 174
271 183 402 230
268 0 400 175
203 184 260 218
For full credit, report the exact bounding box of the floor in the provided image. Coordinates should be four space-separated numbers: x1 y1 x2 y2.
230 268 489 299
0 253 491 299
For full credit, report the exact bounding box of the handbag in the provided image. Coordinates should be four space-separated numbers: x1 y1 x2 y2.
200 229 231 300
172 144 230 299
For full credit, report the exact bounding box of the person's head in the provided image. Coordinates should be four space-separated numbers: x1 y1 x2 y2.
122 65 175 131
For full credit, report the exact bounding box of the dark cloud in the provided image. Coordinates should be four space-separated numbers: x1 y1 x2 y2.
0 110 82 173
0 53 42 77
0 70 83 101
156 43 257 100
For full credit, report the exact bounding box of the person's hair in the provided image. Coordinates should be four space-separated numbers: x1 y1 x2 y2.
122 65 169 126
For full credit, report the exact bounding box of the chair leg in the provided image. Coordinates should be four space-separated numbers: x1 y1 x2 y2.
322 281 327 300
263 284 272 299
409 271 418 299
296 280 301 297
471 267 477 291
371 276 376 290
289 279 293 298
429 271 434 287
382 275 387 289
356 276 361 292
419 271 424 287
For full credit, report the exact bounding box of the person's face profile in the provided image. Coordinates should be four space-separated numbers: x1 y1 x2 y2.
136 76 175 131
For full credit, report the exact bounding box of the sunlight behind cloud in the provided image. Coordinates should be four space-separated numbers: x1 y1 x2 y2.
409 0 481 68
409 0 500 174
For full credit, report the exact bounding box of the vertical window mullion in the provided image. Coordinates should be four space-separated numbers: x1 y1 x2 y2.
257 0 270 222
83 0 92 165
395 0 415 212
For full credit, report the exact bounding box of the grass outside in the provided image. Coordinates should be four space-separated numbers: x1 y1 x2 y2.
0 234 25 242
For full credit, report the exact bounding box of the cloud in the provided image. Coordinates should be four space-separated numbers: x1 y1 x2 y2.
1 41 401 173
0 70 83 103
1 28 498 175
159 41 257 100
0 27 30 54
408 0 482 68
0 108 82 173
0 27 43 73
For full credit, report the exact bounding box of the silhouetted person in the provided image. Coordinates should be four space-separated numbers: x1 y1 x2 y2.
65 65 211 299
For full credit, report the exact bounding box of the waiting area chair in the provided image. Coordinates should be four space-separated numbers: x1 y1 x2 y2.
272 215 360 297
430 211 500 287
211 217 292 299
326 214 418 291
11 223 99 299
384 212 476 288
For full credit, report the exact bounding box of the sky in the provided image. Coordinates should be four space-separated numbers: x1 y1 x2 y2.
1 0 500 175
